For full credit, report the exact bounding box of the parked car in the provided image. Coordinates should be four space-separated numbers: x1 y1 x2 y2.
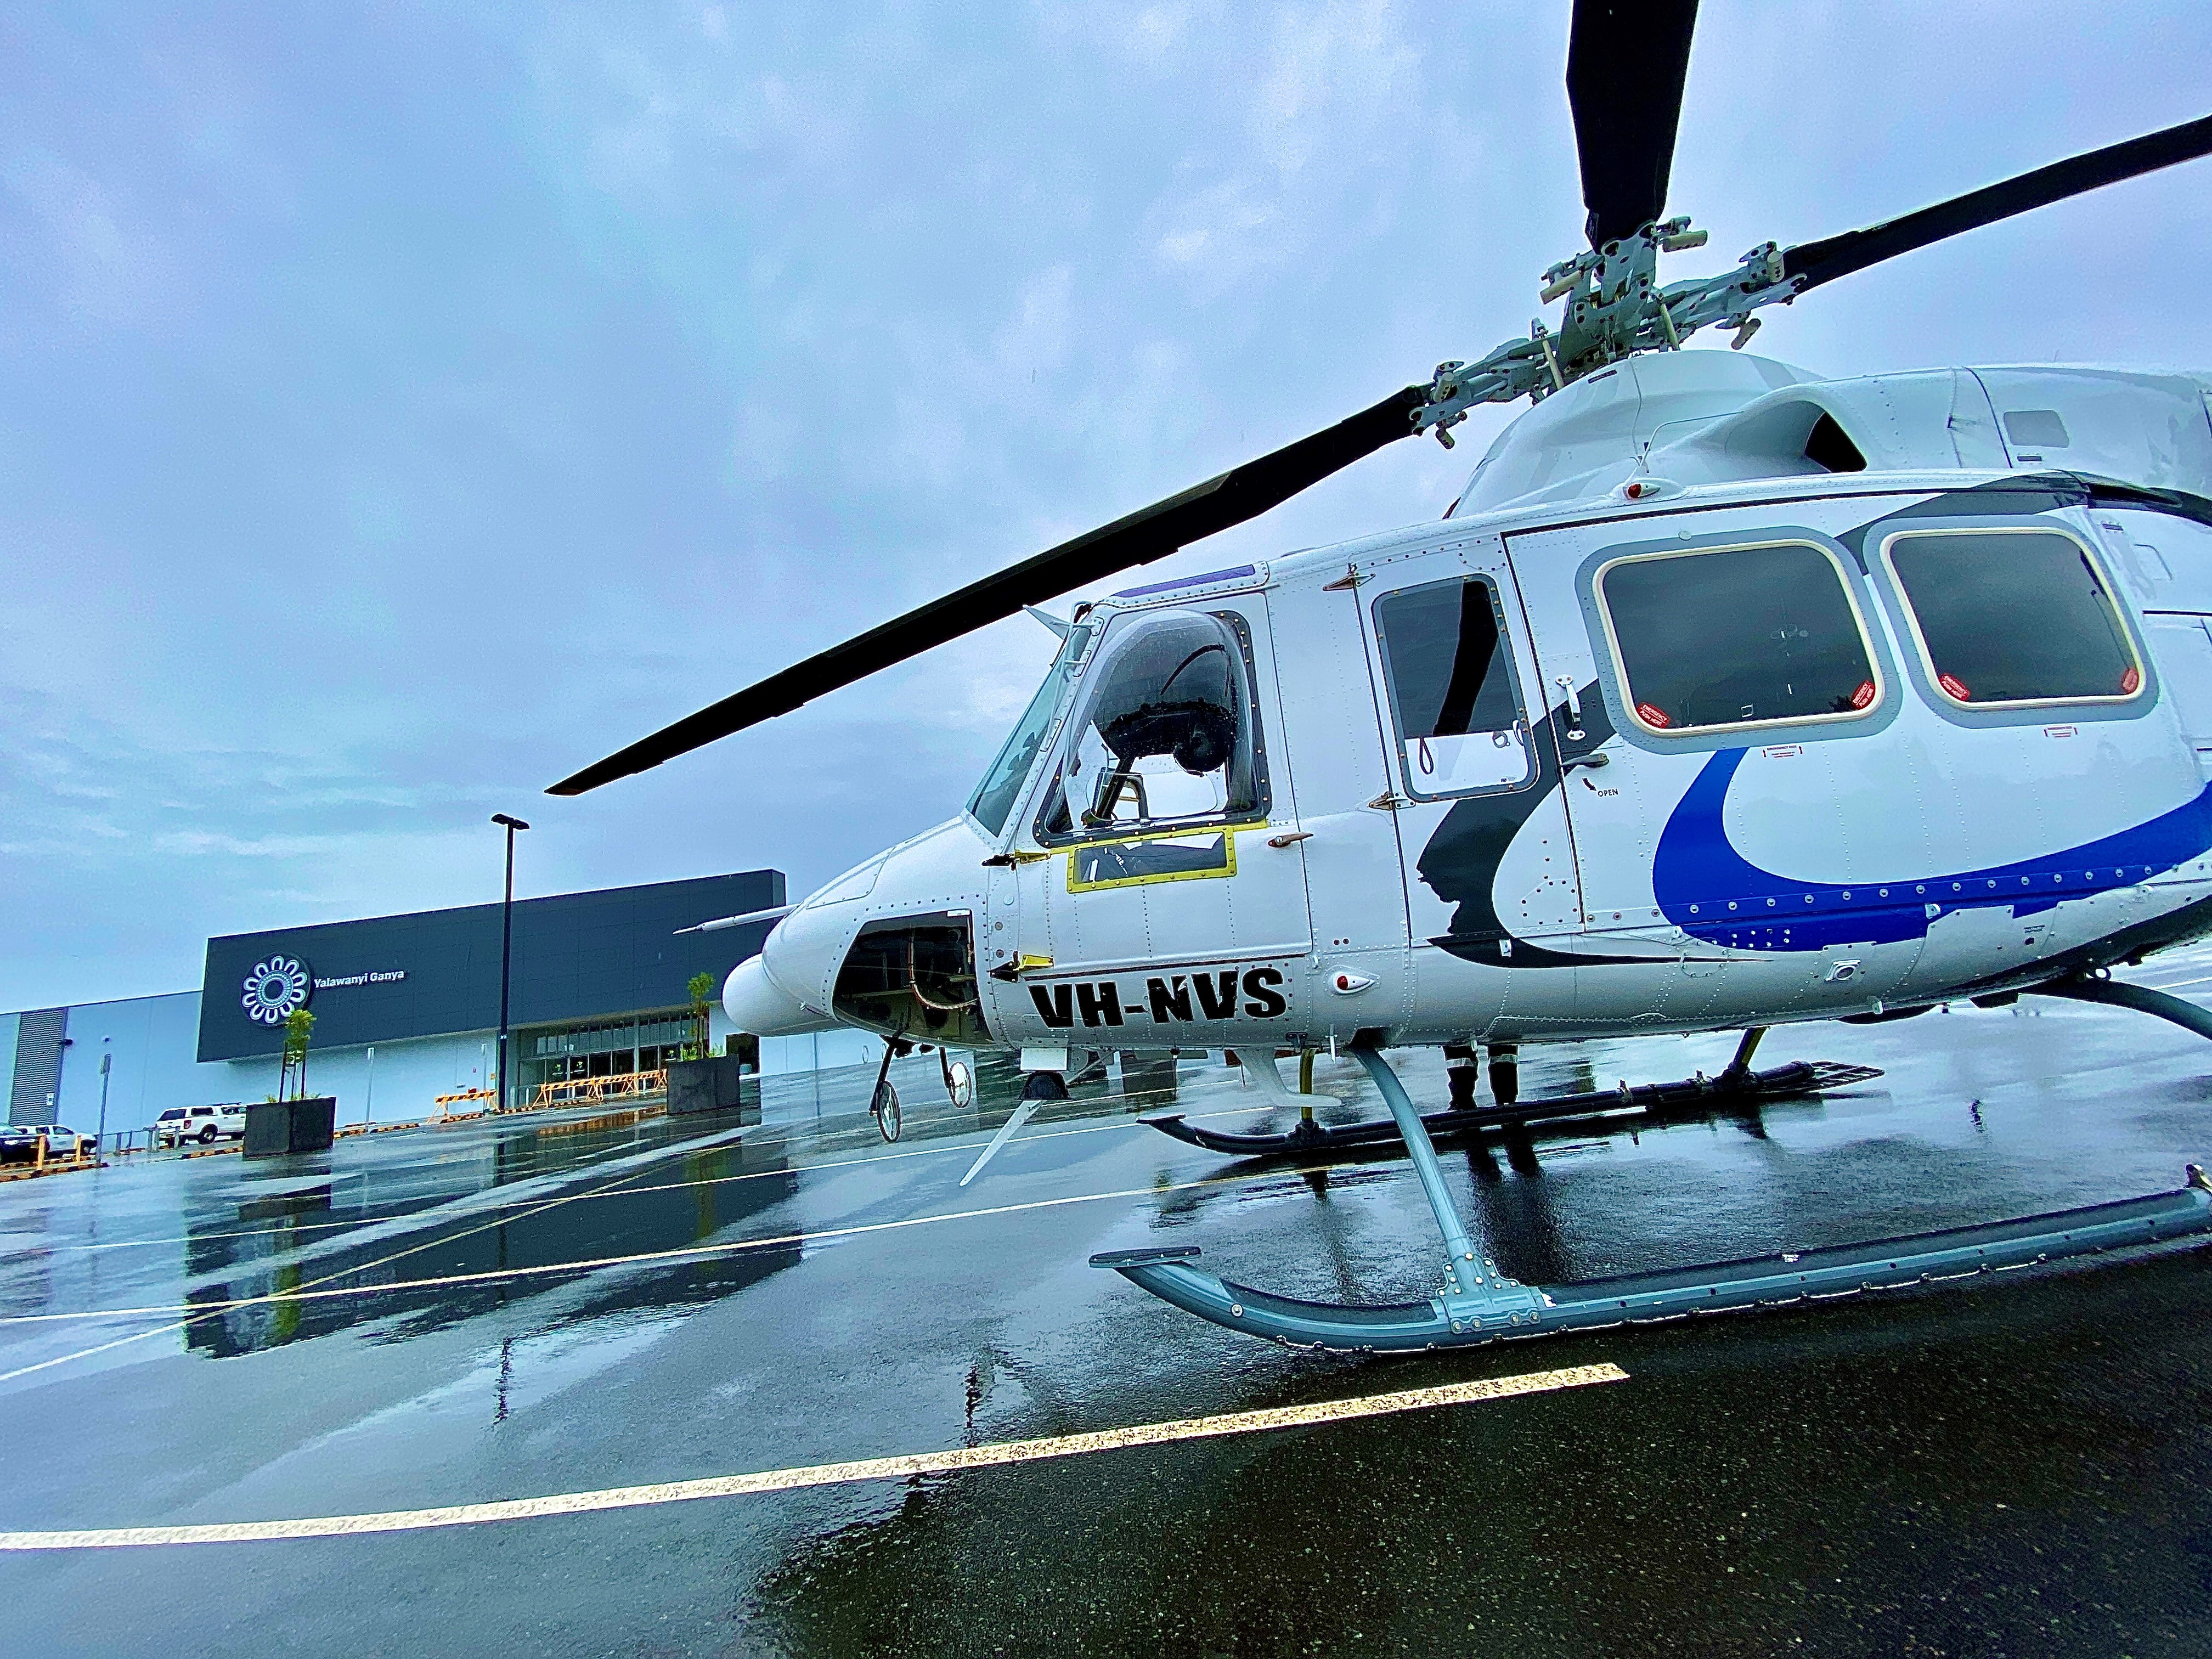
155 1104 244 1148
0 1125 87 1164
39 1125 94 1160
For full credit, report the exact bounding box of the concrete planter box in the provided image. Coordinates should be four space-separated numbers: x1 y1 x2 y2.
666 1057 760 1122
244 1096 337 1158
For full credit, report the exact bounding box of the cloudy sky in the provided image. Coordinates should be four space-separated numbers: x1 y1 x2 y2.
4 1 2210 1011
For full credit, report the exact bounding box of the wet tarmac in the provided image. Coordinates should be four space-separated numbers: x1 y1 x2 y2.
7 954 2212 1657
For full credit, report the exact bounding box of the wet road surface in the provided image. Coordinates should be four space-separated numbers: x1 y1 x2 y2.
7 957 2212 1656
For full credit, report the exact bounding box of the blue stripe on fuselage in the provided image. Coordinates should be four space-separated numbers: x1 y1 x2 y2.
1651 748 2212 951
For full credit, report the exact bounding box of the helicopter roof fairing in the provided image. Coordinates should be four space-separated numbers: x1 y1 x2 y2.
1450 351 2212 517
1447 349 1816 514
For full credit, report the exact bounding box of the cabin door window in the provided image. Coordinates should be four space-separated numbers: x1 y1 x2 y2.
1593 540 1884 738
1372 575 1536 798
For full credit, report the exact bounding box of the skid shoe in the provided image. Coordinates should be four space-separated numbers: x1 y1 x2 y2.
1098 1048 2212 1352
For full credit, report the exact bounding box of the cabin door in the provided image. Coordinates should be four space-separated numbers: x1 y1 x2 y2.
1354 535 1575 1034
1000 589 1313 1049
1504 496 1937 1020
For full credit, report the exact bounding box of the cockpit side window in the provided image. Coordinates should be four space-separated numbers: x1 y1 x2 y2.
967 624 1093 836
1880 528 2143 708
1034 608 1266 843
1595 540 1882 736
1373 576 1534 797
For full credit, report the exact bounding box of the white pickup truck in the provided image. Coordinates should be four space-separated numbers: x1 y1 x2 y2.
155 1104 249 1148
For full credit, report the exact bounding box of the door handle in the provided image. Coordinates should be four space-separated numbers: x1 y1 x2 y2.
1267 832 1314 848
1554 675 1587 741
1561 752 1610 773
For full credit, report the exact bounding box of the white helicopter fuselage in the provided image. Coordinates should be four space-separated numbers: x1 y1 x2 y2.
730 349 2212 1063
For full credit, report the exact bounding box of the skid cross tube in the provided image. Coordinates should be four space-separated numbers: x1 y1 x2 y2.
2026 973 2212 1042
1351 1048 1481 1293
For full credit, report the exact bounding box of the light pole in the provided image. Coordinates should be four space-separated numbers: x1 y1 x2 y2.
365 1045 376 1126
96 1046 112 1159
492 814 531 1113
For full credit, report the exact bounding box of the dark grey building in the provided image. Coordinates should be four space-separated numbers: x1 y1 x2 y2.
200 870 781 1058
8 866 909 1139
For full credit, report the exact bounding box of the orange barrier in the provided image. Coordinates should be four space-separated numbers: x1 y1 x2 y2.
0 1142 102 1182
528 1068 669 1111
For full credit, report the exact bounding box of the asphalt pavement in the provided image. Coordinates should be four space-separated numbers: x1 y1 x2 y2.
6 953 2212 1657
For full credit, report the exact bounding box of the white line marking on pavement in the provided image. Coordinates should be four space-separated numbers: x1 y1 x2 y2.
2137 972 2212 992
0 1125 766 1385
5 1101 1259 1260
0 1158 1383 1327
0 1364 1628 1549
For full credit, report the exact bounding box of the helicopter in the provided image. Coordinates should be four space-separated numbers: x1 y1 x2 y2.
550 3 2212 1353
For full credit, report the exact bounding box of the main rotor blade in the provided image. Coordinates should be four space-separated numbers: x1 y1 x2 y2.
1565 0 1700 249
549 384 1428 795
1784 111 2212 292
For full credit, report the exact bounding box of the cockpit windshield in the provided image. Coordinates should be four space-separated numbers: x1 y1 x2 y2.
1036 609 1263 841
966 623 1092 836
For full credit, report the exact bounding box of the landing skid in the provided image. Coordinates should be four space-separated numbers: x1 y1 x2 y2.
1097 1046 2212 1352
1139 1058 1883 1158
1093 1174 2212 1352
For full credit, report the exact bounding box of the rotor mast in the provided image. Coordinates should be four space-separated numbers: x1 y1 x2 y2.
1412 0 2212 446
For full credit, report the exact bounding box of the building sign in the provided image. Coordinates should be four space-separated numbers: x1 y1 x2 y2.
238 958 410 1029
240 957 312 1026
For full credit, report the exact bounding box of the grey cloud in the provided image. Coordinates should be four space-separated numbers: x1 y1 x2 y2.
4 1 2210 1012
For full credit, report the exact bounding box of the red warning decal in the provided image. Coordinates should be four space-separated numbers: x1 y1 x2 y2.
1849 679 1877 709
1635 702 1672 729
1938 673 1972 702
2121 665 2142 695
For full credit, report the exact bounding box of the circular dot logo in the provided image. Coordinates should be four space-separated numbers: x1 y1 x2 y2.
241 957 312 1026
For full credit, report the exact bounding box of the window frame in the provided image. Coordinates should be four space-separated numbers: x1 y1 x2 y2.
1369 573 1538 802
1876 524 2147 714
964 621 1097 839
1592 537 1889 740
1029 605 1273 849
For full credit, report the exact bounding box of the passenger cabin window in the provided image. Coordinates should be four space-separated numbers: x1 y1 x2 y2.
1597 541 1881 736
1373 577 1533 795
1882 528 2142 707
1036 609 1262 842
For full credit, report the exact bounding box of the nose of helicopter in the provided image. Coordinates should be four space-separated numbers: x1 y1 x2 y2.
723 820 992 1040
721 871 874 1036
721 953 834 1038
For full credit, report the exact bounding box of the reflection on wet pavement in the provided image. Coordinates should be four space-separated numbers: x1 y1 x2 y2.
4 964 2212 1655
180 1131 804 1358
